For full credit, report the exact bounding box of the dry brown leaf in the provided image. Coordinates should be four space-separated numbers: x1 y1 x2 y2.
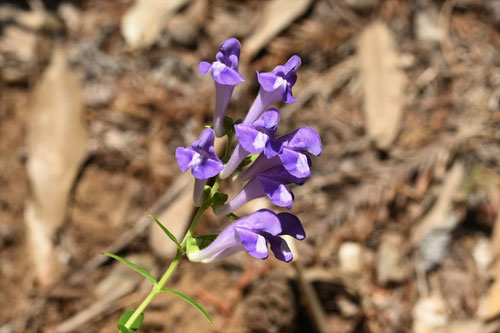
242 0 312 60
121 0 190 50
358 21 406 149
482 211 500 320
411 162 464 245
25 47 88 286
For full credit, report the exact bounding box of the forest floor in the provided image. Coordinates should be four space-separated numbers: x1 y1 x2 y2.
0 0 499 332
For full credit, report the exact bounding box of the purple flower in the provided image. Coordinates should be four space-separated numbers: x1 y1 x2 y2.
215 166 305 216
243 55 301 125
187 209 305 263
176 128 224 206
239 127 322 181
220 108 280 179
199 38 245 137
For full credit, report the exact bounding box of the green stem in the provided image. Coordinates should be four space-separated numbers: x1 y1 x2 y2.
124 204 209 329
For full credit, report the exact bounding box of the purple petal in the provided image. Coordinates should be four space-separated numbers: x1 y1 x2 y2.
282 84 297 103
235 125 270 154
192 128 216 152
264 139 282 158
234 209 282 236
214 177 266 216
257 72 281 92
277 127 322 156
235 228 269 259
175 147 196 172
284 55 301 74
220 144 248 179
277 213 305 240
187 226 244 263
252 108 280 133
211 62 244 86
257 175 294 209
270 65 286 76
219 38 241 59
228 54 239 70
199 61 212 75
259 165 307 185
191 157 224 179
279 148 311 179
266 235 293 262
286 72 297 87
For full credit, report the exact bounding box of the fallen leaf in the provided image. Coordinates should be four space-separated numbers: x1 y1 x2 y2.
482 211 500 320
358 21 406 149
25 47 88 286
411 162 464 245
242 0 312 60
121 0 190 50
411 162 464 272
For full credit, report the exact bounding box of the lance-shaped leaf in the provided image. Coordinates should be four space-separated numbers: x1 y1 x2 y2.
161 288 212 323
149 214 181 249
105 253 158 285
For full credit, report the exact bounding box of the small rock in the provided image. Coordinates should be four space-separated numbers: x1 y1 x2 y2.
412 295 449 333
338 242 363 274
377 232 408 285
472 237 492 272
415 8 443 43
337 295 360 318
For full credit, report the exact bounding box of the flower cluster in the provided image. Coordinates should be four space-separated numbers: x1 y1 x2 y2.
176 38 321 263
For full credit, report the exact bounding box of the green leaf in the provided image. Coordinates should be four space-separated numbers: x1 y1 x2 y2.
161 288 212 323
149 214 181 249
118 311 144 332
105 253 157 285
186 235 218 255
211 192 228 211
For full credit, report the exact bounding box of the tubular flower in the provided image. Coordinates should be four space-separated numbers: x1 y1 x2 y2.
175 128 224 206
187 209 305 263
199 38 245 137
239 126 322 181
220 108 280 179
243 55 301 124
215 166 305 216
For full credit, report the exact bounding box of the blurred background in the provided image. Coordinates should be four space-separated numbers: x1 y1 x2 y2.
0 0 499 332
